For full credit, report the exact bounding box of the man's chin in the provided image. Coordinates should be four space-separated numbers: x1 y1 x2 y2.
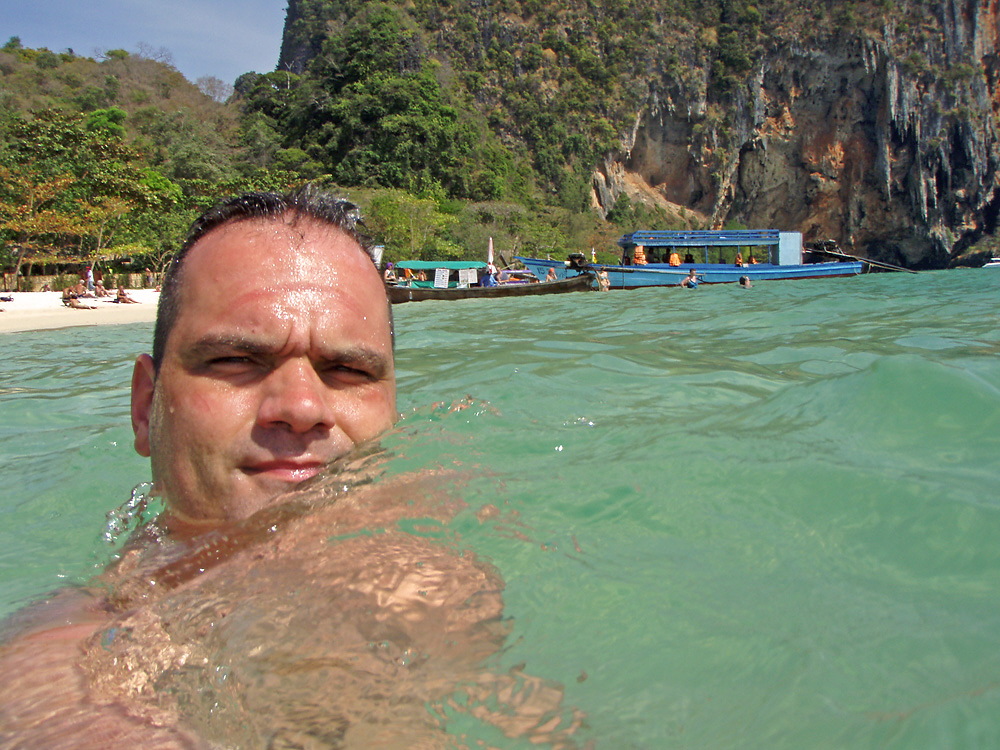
159 469 326 525
227 475 317 520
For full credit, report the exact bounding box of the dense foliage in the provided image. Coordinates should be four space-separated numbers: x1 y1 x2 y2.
0 0 959 279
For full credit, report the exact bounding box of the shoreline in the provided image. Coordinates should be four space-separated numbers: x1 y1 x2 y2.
0 290 160 334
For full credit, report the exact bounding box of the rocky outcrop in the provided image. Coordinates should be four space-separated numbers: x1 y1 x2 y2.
279 0 1000 268
595 2 1000 267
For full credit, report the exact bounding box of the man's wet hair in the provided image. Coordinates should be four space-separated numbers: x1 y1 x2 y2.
152 185 389 370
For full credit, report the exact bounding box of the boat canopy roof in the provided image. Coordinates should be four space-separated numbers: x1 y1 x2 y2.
619 230 784 248
394 260 487 270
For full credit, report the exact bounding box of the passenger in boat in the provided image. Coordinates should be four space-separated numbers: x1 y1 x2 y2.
739 275 752 288
735 252 744 267
680 268 699 288
646 249 660 263
668 251 681 266
545 267 558 281
383 262 396 282
684 252 695 263
748 255 758 264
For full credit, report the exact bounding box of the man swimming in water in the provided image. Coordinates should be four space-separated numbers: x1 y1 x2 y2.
0 187 397 744
0 188 579 748
130 188 398 523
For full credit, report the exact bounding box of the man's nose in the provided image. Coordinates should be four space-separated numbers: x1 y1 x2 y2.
257 359 335 433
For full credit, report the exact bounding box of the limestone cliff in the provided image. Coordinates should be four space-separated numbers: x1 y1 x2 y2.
278 0 1000 268
606 2 1000 268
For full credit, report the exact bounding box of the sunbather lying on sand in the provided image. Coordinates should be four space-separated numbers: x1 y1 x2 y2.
62 288 97 309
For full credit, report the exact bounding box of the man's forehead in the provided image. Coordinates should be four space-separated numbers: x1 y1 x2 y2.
168 215 390 338
188 215 369 268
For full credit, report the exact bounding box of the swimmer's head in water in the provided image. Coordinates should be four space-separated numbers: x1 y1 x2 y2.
130 189 397 522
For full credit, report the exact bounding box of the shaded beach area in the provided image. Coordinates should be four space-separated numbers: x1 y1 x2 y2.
0 290 159 334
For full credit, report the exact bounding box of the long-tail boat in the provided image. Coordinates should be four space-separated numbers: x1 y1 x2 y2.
386 260 593 303
516 230 864 289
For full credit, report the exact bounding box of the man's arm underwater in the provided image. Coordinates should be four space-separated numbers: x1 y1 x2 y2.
0 588 202 749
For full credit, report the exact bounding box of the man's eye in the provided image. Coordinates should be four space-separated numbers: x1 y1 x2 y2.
207 356 258 369
323 363 375 382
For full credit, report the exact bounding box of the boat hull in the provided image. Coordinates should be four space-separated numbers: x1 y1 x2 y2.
386 273 593 303
515 257 863 289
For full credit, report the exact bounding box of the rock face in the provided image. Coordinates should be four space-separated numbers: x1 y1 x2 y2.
600 4 1000 267
279 0 1000 268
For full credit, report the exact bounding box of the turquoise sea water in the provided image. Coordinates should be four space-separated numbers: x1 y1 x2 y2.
1 269 999 747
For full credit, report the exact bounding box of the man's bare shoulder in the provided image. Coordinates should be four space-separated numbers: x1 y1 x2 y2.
1 587 107 644
0 588 200 749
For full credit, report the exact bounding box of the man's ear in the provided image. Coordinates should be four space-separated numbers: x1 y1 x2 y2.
131 354 156 458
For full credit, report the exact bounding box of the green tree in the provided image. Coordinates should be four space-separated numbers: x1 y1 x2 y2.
367 189 462 260
0 110 167 270
0 169 84 283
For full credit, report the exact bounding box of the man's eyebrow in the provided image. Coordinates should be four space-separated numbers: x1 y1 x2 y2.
183 336 393 375
185 335 272 360
322 346 394 377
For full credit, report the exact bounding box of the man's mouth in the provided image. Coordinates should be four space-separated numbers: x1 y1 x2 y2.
243 460 325 483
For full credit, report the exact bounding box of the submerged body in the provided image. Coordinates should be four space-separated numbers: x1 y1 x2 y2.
1 190 581 748
0 460 580 747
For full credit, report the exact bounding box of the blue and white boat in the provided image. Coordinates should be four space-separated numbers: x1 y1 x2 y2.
516 230 864 289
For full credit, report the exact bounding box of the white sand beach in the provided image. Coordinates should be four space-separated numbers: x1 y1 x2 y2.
0 290 160 334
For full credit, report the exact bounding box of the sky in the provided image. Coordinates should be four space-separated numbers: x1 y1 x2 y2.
0 0 288 85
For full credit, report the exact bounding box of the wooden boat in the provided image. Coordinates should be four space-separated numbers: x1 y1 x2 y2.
386 260 593 303
516 230 864 289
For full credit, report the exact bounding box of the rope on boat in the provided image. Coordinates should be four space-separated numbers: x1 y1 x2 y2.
811 248 921 274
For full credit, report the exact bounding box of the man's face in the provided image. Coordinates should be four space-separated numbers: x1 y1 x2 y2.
130 217 397 522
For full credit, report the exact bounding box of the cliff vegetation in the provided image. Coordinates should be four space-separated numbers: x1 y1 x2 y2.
4 0 1000 274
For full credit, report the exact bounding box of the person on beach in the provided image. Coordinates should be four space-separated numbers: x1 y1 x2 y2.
114 285 139 303
62 286 97 309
